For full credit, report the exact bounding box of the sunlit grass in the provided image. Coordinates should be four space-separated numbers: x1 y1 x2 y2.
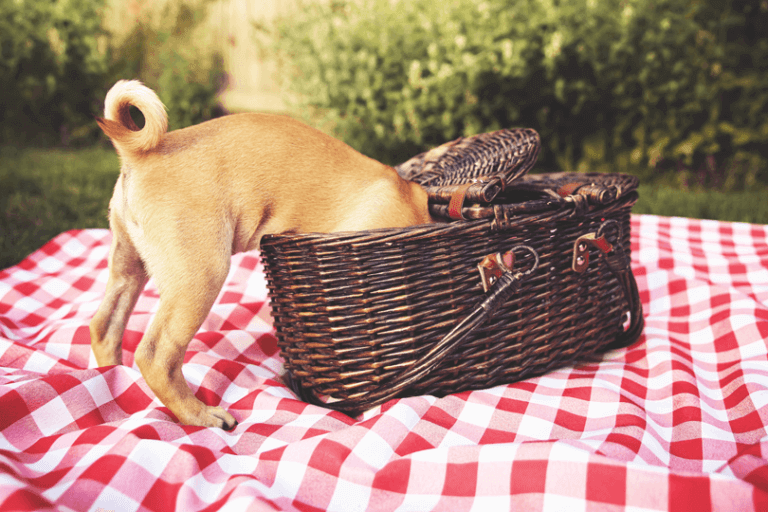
1 146 119 269
634 184 768 224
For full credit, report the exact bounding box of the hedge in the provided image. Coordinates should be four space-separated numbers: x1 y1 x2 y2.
0 0 224 146
271 0 768 189
0 0 108 145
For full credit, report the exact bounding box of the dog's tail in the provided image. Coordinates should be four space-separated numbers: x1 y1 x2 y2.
96 80 168 155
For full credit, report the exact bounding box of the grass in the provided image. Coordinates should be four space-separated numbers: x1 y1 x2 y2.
1 146 767 270
1 145 119 269
634 184 768 224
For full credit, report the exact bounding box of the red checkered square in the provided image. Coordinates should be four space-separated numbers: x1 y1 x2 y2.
371 459 411 493
443 461 478 496
0 489 55 511
511 459 548 495
395 431 434 456
586 463 627 506
78 454 125 485
307 439 352 477
668 474 712 512
142 479 183 512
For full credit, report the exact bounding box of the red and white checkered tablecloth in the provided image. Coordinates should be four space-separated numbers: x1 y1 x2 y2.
2 214 768 511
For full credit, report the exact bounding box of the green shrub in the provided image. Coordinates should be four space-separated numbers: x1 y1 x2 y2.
0 0 109 145
576 0 768 190
270 0 768 188
108 0 226 131
0 0 225 146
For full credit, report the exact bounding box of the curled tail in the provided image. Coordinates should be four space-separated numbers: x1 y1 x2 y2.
97 80 168 156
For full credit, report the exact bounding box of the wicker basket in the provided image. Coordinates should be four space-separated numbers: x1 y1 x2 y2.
261 129 644 416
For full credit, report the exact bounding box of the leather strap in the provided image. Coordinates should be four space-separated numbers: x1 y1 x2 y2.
603 251 645 350
557 182 583 197
448 183 473 220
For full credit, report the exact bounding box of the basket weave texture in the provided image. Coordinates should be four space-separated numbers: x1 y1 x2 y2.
261 129 643 416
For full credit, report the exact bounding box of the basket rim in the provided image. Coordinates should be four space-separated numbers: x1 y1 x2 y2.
261 172 639 246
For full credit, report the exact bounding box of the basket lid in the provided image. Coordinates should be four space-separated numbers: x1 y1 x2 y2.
395 129 639 221
397 128 541 206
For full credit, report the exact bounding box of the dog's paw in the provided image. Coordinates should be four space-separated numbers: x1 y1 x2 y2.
200 406 238 430
168 399 239 430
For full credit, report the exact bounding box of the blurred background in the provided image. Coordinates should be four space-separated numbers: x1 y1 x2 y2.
1 0 767 269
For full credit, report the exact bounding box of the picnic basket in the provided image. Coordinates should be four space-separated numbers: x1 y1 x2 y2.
260 128 644 416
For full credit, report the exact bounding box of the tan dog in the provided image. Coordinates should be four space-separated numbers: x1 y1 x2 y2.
90 80 434 429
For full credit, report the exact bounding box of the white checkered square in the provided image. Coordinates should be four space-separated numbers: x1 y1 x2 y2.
30 395 75 436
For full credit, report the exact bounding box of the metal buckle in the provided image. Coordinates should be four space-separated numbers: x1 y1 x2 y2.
478 245 539 292
572 232 614 273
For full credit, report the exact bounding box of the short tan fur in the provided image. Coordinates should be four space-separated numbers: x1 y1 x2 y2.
90 80 434 429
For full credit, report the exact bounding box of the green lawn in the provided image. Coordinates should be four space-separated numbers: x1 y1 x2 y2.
1 146 119 269
634 184 768 225
1 146 766 270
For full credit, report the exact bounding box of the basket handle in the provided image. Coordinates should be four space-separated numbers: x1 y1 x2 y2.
597 224 645 349
290 246 540 417
572 220 644 349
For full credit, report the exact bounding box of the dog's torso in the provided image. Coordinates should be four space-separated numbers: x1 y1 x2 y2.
92 80 434 428
114 112 431 259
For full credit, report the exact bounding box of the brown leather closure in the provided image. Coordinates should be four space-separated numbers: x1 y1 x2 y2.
558 182 618 206
446 177 506 220
574 184 617 205
572 232 613 273
448 183 473 220
479 176 506 202
477 245 539 292
557 182 583 197
477 250 515 292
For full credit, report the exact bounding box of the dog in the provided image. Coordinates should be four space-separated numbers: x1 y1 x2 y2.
90 80 435 429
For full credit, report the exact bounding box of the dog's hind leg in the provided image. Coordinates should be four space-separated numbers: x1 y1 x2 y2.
133 244 237 429
90 216 148 367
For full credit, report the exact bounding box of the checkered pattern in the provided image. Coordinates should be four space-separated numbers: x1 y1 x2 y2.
2 215 768 511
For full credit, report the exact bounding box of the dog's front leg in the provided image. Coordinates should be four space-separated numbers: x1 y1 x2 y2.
90 219 148 367
133 256 237 429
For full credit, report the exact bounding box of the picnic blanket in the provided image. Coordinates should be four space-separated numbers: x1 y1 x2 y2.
1 214 768 511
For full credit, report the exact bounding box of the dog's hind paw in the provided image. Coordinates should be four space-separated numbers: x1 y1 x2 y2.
187 405 238 430
209 406 238 430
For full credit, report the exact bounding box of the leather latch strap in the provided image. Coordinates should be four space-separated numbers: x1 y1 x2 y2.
448 183 473 220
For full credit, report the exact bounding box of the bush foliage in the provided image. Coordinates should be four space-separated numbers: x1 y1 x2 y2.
0 0 108 145
109 0 226 131
271 0 768 189
0 0 224 146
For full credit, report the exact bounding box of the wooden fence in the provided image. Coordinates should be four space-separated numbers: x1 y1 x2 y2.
106 0 304 113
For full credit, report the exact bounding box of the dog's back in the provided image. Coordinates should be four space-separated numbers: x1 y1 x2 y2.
92 80 436 429
97 80 434 252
